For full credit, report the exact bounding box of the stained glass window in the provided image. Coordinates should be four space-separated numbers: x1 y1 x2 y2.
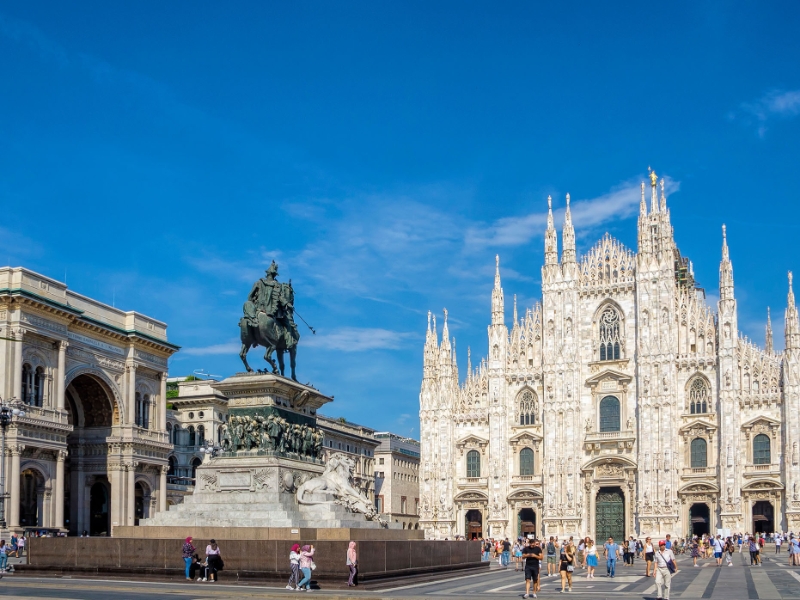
599 396 621 432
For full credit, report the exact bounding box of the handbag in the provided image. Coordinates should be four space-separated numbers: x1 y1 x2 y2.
310 560 317 571
567 564 574 572
666 558 676 574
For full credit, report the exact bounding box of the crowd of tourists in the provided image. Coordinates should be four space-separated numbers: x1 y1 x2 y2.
474 531 800 599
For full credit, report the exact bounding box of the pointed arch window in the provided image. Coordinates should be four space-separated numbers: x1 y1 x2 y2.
466 450 481 478
690 438 708 468
599 396 621 432
598 307 622 361
519 447 534 476
753 434 771 465
518 390 536 425
689 377 709 414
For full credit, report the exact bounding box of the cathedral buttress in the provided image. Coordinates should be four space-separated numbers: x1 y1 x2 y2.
783 273 800 529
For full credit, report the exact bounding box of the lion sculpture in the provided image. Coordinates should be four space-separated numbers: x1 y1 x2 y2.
296 452 386 526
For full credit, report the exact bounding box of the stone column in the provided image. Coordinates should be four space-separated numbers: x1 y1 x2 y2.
127 363 137 425
109 464 123 531
12 328 24 401
159 465 168 512
56 341 68 410
9 444 24 528
54 450 66 529
159 372 168 431
127 462 136 525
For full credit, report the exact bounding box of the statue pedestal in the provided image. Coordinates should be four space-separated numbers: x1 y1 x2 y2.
141 373 396 530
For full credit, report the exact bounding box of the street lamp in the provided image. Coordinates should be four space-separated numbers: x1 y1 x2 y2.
199 440 222 461
0 396 26 529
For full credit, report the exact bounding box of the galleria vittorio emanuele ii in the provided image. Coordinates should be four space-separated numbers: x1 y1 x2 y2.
419 172 800 542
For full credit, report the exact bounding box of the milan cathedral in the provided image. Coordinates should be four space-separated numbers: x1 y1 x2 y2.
419 173 800 541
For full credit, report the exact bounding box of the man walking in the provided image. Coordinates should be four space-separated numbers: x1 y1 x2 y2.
546 536 558 577
501 538 511 568
522 538 542 599
654 540 677 600
604 537 620 578
713 535 724 567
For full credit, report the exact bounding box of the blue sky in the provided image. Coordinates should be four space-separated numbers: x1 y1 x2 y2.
2 2 799 438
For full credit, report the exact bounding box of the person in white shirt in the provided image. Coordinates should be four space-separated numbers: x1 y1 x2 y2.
713 535 724 566
654 540 677 600
775 535 782 554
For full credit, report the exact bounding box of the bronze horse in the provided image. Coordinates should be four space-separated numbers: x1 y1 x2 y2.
239 283 299 380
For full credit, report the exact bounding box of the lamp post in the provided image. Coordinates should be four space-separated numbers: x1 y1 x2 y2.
0 396 26 529
199 440 222 462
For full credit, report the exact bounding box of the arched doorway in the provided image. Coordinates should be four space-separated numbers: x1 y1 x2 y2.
134 482 150 526
465 509 483 539
689 503 710 536
20 469 45 527
90 481 110 536
65 373 117 535
518 508 536 537
752 501 774 534
596 487 624 542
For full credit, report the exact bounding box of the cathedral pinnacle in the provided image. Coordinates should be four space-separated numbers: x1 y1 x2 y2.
640 181 646 216
786 271 799 351
766 307 774 354
545 195 558 265
648 167 658 213
513 294 518 324
562 193 576 264
659 178 666 212
719 224 734 301
492 256 505 325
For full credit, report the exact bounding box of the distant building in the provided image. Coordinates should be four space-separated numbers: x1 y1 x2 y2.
374 432 420 530
317 415 378 502
165 377 228 506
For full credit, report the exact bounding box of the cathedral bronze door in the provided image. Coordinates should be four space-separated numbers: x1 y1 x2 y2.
595 488 624 542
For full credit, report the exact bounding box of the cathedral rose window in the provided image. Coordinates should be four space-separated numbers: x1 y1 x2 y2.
598 307 622 361
688 377 709 414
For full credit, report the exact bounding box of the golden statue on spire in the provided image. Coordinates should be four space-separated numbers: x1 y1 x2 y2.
649 168 658 188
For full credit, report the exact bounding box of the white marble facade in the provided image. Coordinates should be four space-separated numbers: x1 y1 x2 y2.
0 267 177 536
419 176 800 541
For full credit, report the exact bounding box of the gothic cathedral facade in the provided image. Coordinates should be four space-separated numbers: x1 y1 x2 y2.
419 175 800 541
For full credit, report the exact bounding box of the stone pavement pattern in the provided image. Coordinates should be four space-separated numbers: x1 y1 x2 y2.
1 550 800 599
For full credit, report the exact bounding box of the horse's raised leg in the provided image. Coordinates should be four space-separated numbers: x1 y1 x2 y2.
289 347 298 382
263 345 279 373
240 343 253 372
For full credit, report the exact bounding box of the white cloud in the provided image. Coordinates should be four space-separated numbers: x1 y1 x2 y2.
466 177 679 248
735 89 800 137
304 327 416 351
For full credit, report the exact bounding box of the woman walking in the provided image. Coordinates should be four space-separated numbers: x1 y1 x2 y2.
654 540 676 600
559 540 575 592
691 538 700 567
287 544 301 590
644 537 655 577
346 541 358 586
182 536 196 581
585 539 598 579
297 544 315 591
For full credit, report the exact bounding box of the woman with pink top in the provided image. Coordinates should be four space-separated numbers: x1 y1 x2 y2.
346 541 358 586
297 544 315 591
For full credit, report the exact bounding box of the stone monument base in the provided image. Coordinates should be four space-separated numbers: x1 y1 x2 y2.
142 454 396 529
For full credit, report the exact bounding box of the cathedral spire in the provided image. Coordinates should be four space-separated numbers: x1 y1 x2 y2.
561 193 576 264
719 224 734 301
649 168 659 213
786 272 800 351
640 181 647 216
659 178 666 212
466 346 472 378
766 307 774 355
544 195 558 265
513 294 518 324
492 255 505 326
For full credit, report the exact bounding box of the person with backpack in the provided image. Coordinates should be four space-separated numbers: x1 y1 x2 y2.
654 540 677 600
482 539 491 562
546 537 558 577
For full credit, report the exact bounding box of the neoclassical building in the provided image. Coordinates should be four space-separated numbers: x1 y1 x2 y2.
0 267 178 536
419 174 800 541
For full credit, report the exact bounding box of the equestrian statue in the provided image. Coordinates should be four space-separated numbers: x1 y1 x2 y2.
239 261 301 380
